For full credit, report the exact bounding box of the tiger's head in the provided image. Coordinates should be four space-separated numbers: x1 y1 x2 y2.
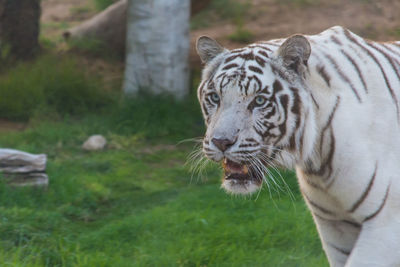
196 35 317 195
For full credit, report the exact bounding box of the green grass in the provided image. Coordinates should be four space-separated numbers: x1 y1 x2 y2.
386 27 400 38
0 49 327 266
40 22 70 32
93 0 117 11
228 26 255 43
0 111 327 266
66 37 118 59
0 54 110 121
191 0 250 30
70 6 92 15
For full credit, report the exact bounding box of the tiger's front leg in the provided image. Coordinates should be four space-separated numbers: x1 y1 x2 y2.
311 213 361 267
344 196 400 267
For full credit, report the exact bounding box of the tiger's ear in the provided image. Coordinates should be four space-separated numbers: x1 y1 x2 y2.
277 35 311 74
196 36 226 64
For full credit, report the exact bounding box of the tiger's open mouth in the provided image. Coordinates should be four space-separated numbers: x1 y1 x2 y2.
221 158 263 194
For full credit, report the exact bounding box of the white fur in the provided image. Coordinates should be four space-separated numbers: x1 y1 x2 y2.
197 26 400 266
221 179 260 195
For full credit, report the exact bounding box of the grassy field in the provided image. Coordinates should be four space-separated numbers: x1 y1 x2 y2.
0 9 328 263
0 95 327 266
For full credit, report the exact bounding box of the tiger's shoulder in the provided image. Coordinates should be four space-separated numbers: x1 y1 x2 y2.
303 26 400 104
305 25 400 57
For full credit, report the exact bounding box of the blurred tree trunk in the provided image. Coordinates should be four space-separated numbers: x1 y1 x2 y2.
123 0 190 98
0 0 41 60
63 0 210 61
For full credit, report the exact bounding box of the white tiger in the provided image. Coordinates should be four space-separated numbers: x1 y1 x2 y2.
195 26 400 267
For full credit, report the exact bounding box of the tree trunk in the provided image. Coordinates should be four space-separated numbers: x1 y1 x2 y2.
0 0 41 60
62 0 210 62
123 0 190 98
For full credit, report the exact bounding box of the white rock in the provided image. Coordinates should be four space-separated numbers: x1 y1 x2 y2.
82 135 107 151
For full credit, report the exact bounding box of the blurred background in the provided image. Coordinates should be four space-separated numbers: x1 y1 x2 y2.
0 0 398 266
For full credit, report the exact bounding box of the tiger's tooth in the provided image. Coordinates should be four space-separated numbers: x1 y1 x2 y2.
243 165 248 174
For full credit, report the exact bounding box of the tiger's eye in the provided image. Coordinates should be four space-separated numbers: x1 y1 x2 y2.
210 93 220 103
255 96 266 106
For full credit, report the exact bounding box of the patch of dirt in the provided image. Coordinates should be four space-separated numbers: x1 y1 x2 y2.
41 0 95 23
0 119 27 132
41 0 96 41
41 0 400 69
190 0 400 67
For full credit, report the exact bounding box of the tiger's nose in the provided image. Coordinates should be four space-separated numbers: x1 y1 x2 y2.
212 137 236 152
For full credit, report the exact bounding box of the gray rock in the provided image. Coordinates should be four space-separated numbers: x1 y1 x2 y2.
4 173 48 187
0 148 48 187
82 135 107 151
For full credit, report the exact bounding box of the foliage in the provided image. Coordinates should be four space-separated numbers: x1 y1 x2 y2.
209 0 250 21
0 54 110 121
93 0 118 11
0 43 12 62
0 115 328 266
191 0 250 30
0 50 203 142
277 0 320 6
111 92 204 141
228 26 255 43
41 21 70 32
387 27 400 38
66 37 113 58
70 5 92 15
393 28 400 37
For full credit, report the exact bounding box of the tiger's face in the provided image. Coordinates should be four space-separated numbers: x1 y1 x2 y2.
196 35 312 194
